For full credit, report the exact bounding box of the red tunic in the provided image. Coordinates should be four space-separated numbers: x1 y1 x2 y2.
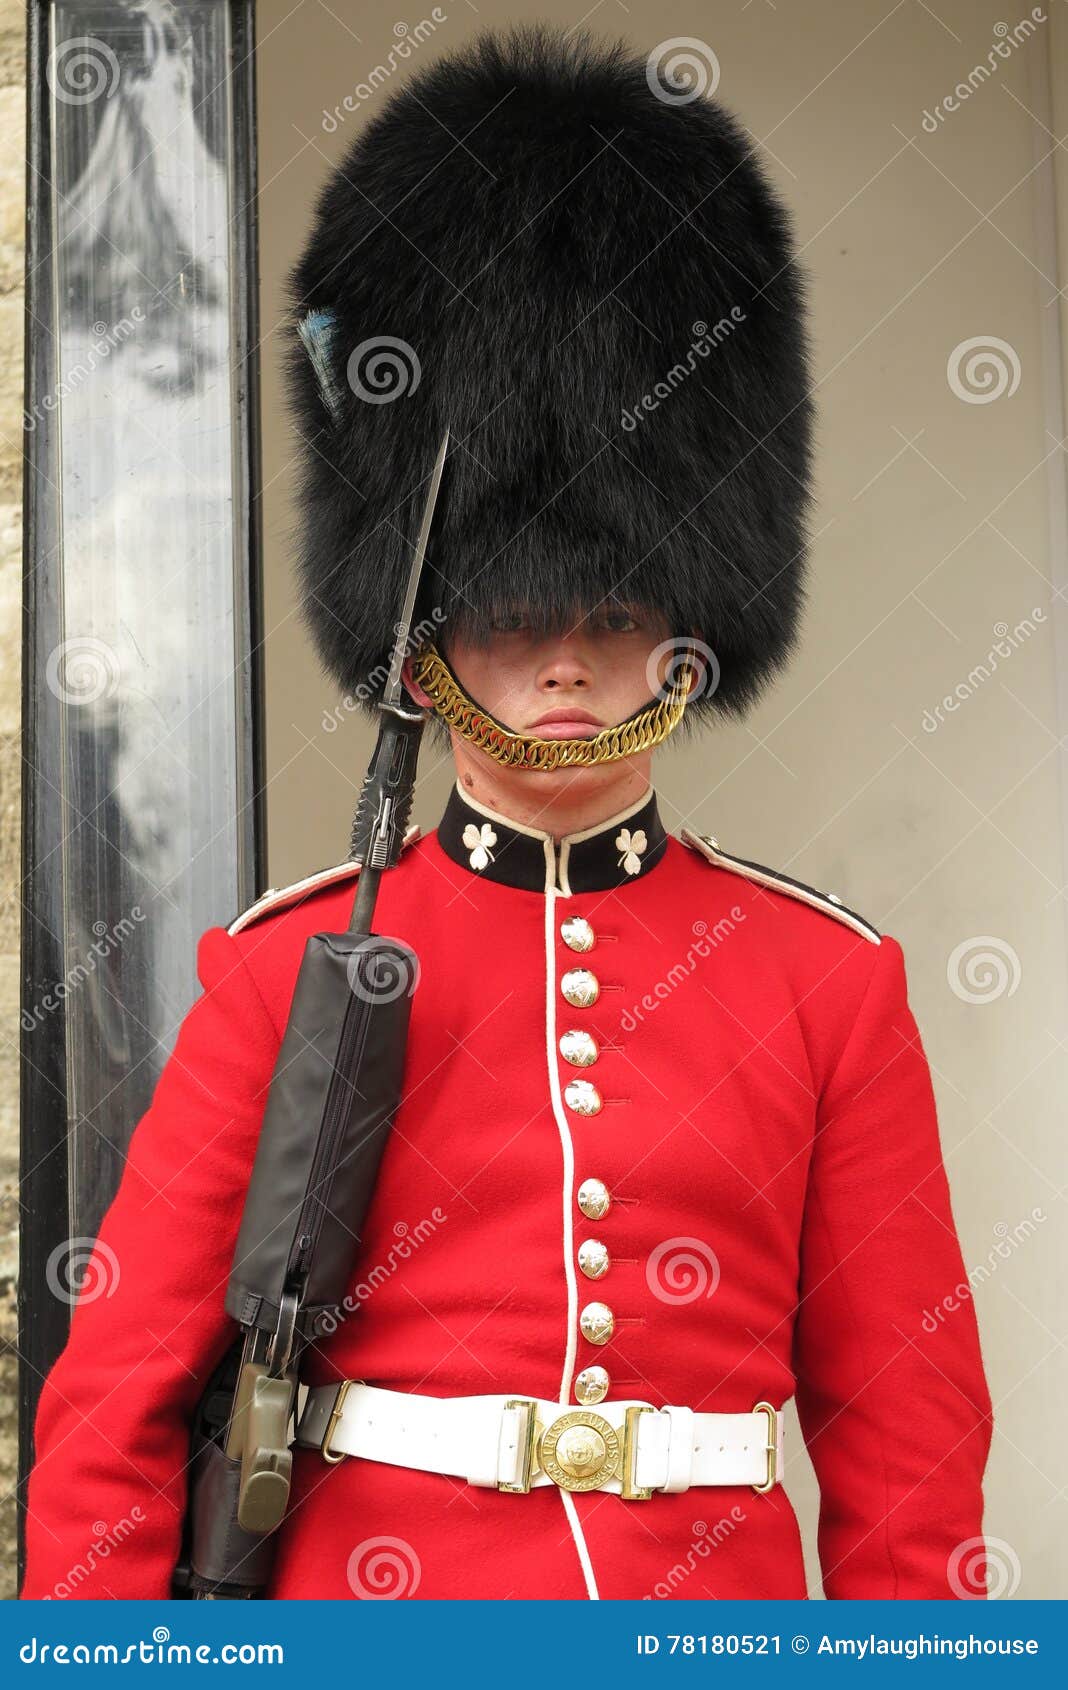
20 782 993 1600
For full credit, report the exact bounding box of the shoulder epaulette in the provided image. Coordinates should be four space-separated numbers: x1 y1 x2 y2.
227 824 422 936
679 827 881 944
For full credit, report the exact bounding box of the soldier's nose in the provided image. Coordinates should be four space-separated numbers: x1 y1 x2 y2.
537 646 595 689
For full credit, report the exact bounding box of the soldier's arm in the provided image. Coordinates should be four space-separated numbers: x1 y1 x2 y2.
19 924 279 1600
790 933 994 1599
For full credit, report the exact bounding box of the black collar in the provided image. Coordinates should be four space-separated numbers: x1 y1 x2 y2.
435 780 670 893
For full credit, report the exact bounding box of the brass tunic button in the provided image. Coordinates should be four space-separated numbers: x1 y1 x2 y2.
577 1238 610 1279
579 1301 614 1344
574 1365 610 1405
560 968 599 1008
576 1177 611 1220
559 1028 598 1067
561 915 596 952
563 1079 602 1116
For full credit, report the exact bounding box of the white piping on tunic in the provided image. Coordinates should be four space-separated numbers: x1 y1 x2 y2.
559 1489 601 1599
460 777 651 1598
542 841 601 1601
458 779 563 841
556 785 653 897
678 828 882 944
226 826 422 935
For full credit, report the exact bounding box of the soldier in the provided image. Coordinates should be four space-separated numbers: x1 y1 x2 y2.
20 25 992 1601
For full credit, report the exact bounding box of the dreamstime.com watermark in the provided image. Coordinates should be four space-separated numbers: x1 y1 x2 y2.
645 636 721 707
25 311 145 431
642 1510 747 1598
22 909 146 1032
947 1535 1023 1600
40 1511 146 1600
646 1238 721 1304
346 1535 422 1598
646 38 721 104
620 910 745 1032
322 12 448 131
322 609 447 733
920 611 1045 733
311 1210 448 1335
347 336 421 404
46 35 121 105
45 1236 121 1306
946 935 1021 1004
20 1628 284 1663
947 336 1021 404
622 312 746 431
921 1209 1046 1334
921 9 1046 131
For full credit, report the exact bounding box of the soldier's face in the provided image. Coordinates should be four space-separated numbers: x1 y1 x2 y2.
403 601 700 795
418 603 682 737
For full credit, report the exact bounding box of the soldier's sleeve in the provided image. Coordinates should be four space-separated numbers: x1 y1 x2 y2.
19 924 280 1600
790 933 995 1599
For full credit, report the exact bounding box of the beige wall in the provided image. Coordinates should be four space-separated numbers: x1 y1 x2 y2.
257 0 1068 1597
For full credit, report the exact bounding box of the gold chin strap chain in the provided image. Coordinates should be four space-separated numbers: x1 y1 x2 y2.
408 638 697 771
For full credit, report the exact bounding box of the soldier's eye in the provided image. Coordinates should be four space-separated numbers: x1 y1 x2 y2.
490 611 528 633
602 607 640 632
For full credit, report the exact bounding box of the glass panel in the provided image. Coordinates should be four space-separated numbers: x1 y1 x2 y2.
44 0 243 1246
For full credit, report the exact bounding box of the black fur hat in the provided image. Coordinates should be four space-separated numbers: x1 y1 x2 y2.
284 23 814 723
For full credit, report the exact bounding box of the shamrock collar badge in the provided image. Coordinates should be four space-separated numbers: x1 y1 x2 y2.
616 827 647 876
462 821 498 872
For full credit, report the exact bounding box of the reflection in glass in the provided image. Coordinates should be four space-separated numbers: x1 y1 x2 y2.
46 0 242 1244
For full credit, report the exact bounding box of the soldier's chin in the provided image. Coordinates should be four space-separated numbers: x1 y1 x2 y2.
519 754 634 791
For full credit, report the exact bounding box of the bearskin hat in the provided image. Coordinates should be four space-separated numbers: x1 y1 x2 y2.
284 22 814 724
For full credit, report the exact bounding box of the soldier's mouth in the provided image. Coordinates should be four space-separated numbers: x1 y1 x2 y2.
529 709 604 737
530 721 602 738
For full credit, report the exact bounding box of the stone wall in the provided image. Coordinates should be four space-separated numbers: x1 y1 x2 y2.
0 0 23 1602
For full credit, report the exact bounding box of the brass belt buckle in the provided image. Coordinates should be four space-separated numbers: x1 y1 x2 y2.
497 1402 655 1499
320 1378 360 1465
498 1398 541 1493
539 1410 620 1493
620 1404 654 1499
751 1400 779 1493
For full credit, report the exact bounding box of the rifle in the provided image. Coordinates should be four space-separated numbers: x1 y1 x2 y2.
171 430 450 1598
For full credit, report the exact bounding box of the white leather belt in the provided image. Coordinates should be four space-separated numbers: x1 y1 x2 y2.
292 1381 783 1497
